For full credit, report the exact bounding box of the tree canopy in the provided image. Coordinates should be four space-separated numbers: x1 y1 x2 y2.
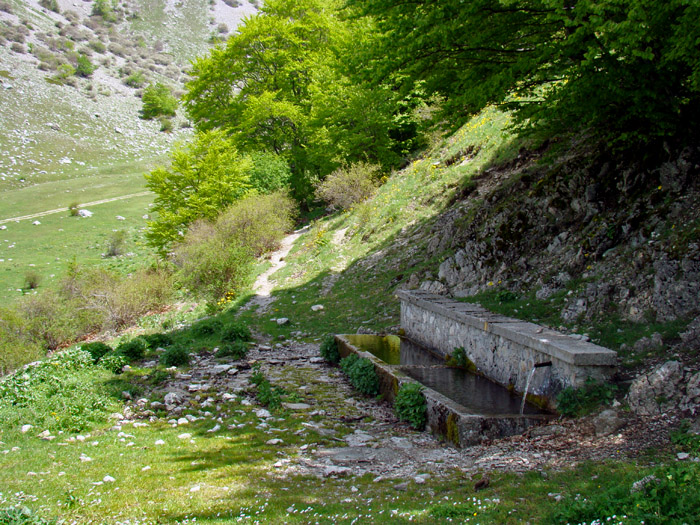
349 0 700 147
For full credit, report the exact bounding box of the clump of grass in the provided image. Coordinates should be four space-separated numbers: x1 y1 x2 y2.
159 345 189 367
191 318 222 337
216 340 248 360
80 341 112 363
556 378 618 417
221 321 251 342
142 332 173 350
115 337 147 362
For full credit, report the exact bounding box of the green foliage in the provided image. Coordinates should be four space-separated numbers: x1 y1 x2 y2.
319 335 340 364
216 340 248 360
394 382 426 430
145 129 252 253
0 308 44 376
339 353 379 396
0 348 118 433
221 321 252 342
23 270 41 290
142 332 173 350
141 83 178 120
105 230 127 257
446 347 474 371
159 118 173 133
99 352 128 374
159 345 190 367
75 54 96 77
556 378 618 418
124 71 146 88
256 379 283 410
80 341 113 364
550 462 700 525
315 162 380 211
39 0 59 13
115 337 147 362
248 152 292 194
351 0 700 149
192 318 223 337
0 505 58 524
68 202 80 216
92 0 116 22
671 420 700 455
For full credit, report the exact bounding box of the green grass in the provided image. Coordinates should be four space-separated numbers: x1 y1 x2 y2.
0 192 156 301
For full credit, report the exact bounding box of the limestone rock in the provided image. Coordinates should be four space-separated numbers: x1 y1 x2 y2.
592 409 626 436
627 361 684 416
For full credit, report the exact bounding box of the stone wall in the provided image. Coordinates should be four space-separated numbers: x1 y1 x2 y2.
397 290 618 410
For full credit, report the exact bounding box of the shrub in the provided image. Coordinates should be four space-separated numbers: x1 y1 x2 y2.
142 332 173 350
88 40 106 53
0 1 13 14
115 337 147 362
24 270 41 290
92 0 116 22
69 202 80 216
105 230 127 257
141 82 178 120
173 229 254 303
159 345 190 367
394 383 427 430
75 54 96 77
10 42 25 53
81 341 112 363
256 379 282 409
159 117 173 133
556 378 618 417
340 354 380 396
124 71 146 87
215 191 297 257
320 335 340 364
39 0 59 13
0 308 44 376
216 340 248 360
99 352 128 374
315 162 381 210
221 321 252 342
192 318 223 337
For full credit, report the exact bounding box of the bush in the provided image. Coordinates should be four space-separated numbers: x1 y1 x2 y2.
173 228 255 303
88 40 106 53
216 340 248 360
192 318 223 337
39 0 59 13
68 202 80 216
256 379 282 409
215 191 297 257
0 1 13 14
142 332 173 350
320 335 340 364
556 378 618 417
105 230 127 257
315 162 381 210
81 341 112 363
159 117 173 133
124 71 146 88
221 321 251 342
115 337 147 362
394 382 427 430
24 270 41 290
75 53 96 77
159 345 190 367
141 82 178 120
340 354 380 396
99 352 128 374
0 308 44 376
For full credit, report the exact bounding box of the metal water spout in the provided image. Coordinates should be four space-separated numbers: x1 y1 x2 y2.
520 362 552 415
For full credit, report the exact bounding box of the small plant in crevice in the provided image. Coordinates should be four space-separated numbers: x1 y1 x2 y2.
159 345 190 367
394 382 427 430
249 367 284 409
320 334 340 364
340 353 380 396
216 340 249 360
556 377 619 417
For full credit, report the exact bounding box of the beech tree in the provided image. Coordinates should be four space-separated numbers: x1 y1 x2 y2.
349 0 700 147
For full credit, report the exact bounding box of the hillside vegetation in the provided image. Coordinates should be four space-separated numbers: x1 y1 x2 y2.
1 0 699 523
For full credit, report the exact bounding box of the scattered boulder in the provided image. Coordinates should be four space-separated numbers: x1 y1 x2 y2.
311 304 324 312
591 409 626 436
276 318 290 325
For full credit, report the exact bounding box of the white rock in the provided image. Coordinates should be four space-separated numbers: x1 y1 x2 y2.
266 438 283 445
116 216 126 221
311 304 324 312
79 454 92 462
190 485 201 492
154 439 165 446
177 433 192 440
78 209 93 218
678 452 690 460
207 424 221 433
177 418 189 425
32 221 41 226
142 466 151 471
255 409 272 418
103 475 116 483
276 318 290 325
20 425 32 434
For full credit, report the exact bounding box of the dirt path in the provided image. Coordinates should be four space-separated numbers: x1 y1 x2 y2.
242 226 309 312
0 191 152 225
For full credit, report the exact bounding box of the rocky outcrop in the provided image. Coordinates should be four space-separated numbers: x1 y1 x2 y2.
626 361 700 416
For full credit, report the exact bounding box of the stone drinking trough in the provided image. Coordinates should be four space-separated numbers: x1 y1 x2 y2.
398 289 618 410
